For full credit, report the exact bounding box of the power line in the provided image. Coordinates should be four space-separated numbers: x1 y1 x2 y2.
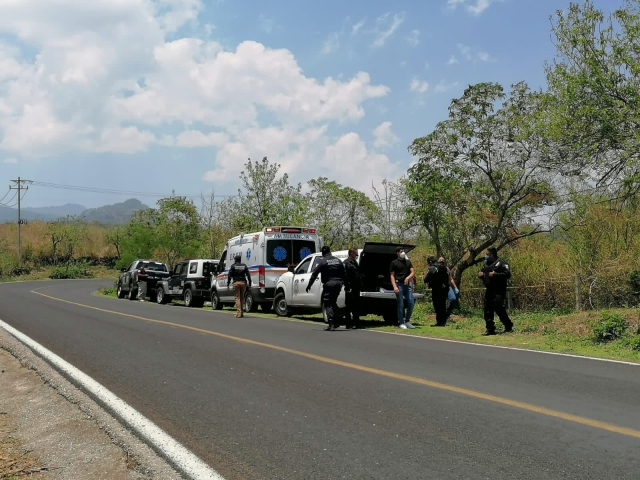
29 180 238 198
0 191 18 208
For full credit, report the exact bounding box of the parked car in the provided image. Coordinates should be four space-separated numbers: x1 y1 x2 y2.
156 259 219 308
273 242 424 324
116 260 170 301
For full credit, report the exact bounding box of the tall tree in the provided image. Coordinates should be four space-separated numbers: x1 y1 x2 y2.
407 82 557 285
371 178 417 243
544 0 640 192
306 177 379 249
154 196 201 269
229 157 308 231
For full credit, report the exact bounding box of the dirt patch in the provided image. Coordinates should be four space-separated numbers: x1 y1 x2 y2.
0 329 184 480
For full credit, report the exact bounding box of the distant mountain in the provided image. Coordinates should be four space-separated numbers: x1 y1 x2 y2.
24 203 87 218
0 198 149 224
0 206 57 223
81 198 149 224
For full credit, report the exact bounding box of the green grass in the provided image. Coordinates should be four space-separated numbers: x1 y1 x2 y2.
95 289 640 363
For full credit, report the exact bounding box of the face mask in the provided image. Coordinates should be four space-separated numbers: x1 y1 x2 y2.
485 255 490 262
399 252 406 259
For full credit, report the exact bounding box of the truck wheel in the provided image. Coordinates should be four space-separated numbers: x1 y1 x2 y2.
244 291 257 313
274 293 291 317
260 303 272 313
116 284 125 299
157 287 168 304
128 284 137 301
184 288 194 308
210 291 223 310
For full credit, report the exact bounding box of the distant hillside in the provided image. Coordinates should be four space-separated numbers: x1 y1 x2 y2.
0 206 57 223
0 198 149 224
24 203 87 218
81 198 149 224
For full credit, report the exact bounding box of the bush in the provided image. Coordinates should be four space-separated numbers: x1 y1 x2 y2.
591 312 628 343
98 287 117 297
49 261 92 280
628 336 640 351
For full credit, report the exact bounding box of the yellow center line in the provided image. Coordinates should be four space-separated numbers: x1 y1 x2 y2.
30 288 640 440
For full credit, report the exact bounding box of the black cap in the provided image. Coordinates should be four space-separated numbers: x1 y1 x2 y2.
321 246 331 255
234 254 242 262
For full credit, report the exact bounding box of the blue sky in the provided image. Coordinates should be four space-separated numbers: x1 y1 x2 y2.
0 0 623 208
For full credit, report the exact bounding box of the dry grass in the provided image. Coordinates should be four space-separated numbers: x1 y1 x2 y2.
0 413 48 479
0 221 115 258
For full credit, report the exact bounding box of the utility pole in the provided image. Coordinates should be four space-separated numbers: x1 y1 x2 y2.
10 177 31 265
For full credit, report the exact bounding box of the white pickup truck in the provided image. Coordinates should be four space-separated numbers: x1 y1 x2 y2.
272 242 424 324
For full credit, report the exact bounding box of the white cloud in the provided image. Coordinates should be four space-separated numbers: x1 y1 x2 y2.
372 121 399 149
372 13 405 48
0 0 398 190
406 29 420 47
447 55 459 65
435 79 460 93
447 0 499 15
259 14 274 34
351 19 366 36
320 32 340 54
410 78 429 93
3 157 17 164
323 133 402 191
457 43 495 62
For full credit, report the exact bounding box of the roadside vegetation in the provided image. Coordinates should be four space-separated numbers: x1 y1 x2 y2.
5 0 640 363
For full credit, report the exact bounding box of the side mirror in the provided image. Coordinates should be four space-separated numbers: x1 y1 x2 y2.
288 266 295 273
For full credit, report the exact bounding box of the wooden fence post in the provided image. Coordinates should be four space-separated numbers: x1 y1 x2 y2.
575 275 582 311
506 290 513 310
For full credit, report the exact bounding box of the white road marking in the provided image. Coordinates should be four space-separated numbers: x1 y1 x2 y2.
0 318 225 480
367 329 640 366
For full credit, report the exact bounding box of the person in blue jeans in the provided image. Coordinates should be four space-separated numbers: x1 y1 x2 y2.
389 246 416 329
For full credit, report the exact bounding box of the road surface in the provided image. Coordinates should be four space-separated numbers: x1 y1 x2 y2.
1 279 639 479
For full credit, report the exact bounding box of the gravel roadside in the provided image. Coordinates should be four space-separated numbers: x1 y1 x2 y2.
0 327 185 480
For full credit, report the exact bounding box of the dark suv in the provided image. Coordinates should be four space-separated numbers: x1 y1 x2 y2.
155 259 219 307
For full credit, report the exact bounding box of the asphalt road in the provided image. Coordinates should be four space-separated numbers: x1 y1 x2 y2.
1 279 640 479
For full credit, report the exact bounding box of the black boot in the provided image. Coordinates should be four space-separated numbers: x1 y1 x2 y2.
482 330 496 336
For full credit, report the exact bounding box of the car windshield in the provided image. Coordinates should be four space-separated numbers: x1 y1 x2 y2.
139 262 167 272
266 240 316 268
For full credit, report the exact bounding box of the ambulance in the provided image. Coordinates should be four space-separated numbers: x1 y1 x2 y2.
210 226 323 313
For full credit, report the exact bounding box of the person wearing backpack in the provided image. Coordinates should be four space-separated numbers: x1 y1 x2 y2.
424 256 450 327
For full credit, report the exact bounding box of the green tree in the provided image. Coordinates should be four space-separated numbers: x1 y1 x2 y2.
228 157 308 231
306 177 379 249
154 196 201 269
117 208 160 269
544 0 640 191
407 82 557 285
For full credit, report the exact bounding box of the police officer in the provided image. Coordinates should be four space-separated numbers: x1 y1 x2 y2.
307 245 346 331
343 248 362 329
424 256 449 326
227 254 252 318
478 247 514 335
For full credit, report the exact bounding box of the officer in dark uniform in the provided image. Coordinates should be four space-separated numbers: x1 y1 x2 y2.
307 245 346 331
423 256 449 326
343 248 362 329
227 254 252 318
478 247 514 335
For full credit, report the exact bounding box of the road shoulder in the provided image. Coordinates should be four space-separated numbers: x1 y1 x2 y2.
0 327 183 480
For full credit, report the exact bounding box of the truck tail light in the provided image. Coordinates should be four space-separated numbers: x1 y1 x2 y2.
259 265 265 288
